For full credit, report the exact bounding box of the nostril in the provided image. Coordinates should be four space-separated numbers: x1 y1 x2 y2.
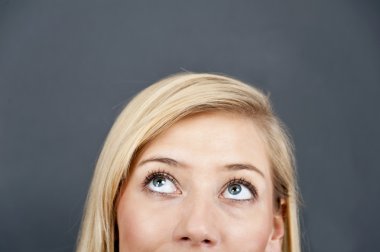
180 237 213 245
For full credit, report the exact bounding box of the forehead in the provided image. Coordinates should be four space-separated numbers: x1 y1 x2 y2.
135 111 272 179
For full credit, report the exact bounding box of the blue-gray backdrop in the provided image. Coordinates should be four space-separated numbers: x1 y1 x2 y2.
1 0 379 251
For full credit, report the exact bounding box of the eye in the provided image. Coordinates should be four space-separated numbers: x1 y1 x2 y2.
221 179 257 201
144 171 180 195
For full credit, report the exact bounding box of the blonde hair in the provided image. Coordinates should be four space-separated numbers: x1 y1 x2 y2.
76 72 301 252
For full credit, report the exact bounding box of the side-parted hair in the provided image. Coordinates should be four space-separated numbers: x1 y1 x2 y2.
76 72 300 252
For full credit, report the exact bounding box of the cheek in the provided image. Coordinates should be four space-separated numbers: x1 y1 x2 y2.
224 210 274 251
218 195 275 250
117 191 176 251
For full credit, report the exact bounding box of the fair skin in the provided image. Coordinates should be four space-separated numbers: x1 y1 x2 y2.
117 111 284 252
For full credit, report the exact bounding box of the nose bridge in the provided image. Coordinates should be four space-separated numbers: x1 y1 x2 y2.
173 185 221 246
184 189 214 221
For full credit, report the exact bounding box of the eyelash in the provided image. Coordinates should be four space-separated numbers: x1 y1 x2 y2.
142 169 180 196
222 177 258 201
142 170 258 201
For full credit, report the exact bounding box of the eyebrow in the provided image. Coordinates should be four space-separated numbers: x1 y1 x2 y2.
137 156 265 178
138 157 181 168
224 163 265 178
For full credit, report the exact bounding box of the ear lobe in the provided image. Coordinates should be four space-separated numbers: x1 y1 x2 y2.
271 199 286 240
265 200 286 252
271 211 285 240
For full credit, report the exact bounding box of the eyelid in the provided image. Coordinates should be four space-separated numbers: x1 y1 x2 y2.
142 169 182 195
220 177 258 201
143 171 258 201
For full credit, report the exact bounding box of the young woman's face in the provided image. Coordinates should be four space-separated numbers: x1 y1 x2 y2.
117 111 284 252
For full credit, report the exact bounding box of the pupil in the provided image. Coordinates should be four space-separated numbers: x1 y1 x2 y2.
153 177 165 187
228 184 241 195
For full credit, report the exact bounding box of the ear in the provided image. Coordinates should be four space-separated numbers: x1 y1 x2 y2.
265 199 285 252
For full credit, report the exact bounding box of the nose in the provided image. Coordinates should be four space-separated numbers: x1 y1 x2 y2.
173 194 220 247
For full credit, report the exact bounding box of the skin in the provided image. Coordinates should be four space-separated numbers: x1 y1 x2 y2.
117 111 284 252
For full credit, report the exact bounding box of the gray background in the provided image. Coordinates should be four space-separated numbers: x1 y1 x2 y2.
1 0 379 251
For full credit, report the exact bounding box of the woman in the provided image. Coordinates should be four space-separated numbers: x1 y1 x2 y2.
77 72 301 252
